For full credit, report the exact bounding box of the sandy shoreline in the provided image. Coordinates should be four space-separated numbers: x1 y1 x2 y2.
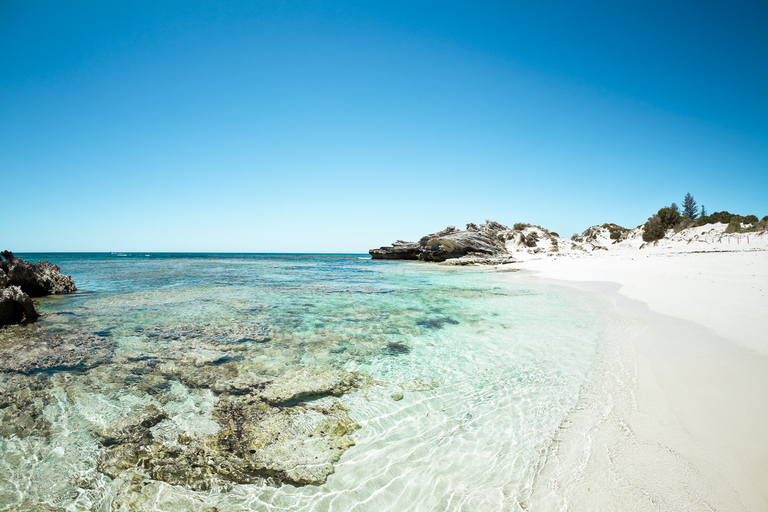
502 238 768 510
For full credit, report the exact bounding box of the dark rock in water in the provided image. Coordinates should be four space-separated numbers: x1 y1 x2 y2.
385 342 411 355
0 251 77 297
0 285 39 325
416 317 459 329
0 251 77 327
369 221 513 263
368 240 422 260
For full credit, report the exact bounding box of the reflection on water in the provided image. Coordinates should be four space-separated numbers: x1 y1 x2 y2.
0 254 606 511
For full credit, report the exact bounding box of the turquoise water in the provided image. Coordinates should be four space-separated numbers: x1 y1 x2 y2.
0 253 610 511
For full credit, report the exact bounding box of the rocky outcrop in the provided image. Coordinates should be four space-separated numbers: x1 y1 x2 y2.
0 285 40 325
0 251 77 327
369 221 512 263
0 250 77 297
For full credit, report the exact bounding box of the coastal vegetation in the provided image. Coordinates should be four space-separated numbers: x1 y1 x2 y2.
643 194 766 242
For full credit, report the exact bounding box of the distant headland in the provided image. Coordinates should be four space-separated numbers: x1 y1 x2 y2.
369 197 767 265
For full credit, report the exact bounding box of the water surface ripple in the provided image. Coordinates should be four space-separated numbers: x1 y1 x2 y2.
0 253 609 511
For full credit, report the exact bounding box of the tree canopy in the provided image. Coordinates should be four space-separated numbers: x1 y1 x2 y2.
682 193 699 219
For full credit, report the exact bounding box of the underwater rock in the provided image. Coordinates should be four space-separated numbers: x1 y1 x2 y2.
0 285 39 325
385 342 411 355
0 251 77 297
92 366 367 489
97 395 361 489
0 330 115 374
369 222 513 262
95 405 168 446
214 396 360 485
110 478 221 512
254 366 365 405
157 361 366 401
0 373 52 438
398 378 436 392
135 323 271 346
416 317 459 329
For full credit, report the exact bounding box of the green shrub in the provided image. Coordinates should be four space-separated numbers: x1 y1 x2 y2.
641 207 679 242
725 218 742 233
609 231 621 240
642 216 665 242
525 232 539 247
513 223 528 231
657 207 681 229
674 217 696 232
744 215 758 225
550 232 559 238
702 211 739 225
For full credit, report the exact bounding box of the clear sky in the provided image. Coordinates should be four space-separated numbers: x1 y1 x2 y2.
2 1 766 252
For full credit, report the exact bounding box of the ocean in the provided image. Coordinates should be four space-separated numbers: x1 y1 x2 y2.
0 253 623 511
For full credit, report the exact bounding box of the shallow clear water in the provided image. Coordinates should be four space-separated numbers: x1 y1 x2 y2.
0 253 611 511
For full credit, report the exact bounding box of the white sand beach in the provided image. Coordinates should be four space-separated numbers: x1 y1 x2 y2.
502 224 768 510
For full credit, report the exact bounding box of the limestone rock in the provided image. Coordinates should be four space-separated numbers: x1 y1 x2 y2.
440 253 518 266
254 367 364 405
94 405 168 446
0 285 39 325
97 396 361 489
369 221 514 263
215 397 360 485
0 373 52 438
0 251 77 297
0 329 115 374
0 251 77 327
110 479 220 512
368 240 422 260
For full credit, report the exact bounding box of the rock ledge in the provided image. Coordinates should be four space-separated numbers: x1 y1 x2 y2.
0 251 77 326
369 221 515 263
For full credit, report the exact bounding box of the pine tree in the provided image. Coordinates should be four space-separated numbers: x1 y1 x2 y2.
701 205 707 217
682 193 699 219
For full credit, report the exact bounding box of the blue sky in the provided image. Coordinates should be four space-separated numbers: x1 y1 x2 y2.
2 1 766 252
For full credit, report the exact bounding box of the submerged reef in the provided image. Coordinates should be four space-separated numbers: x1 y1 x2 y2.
0 251 77 326
95 365 365 489
369 221 517 263
0 316 370 491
